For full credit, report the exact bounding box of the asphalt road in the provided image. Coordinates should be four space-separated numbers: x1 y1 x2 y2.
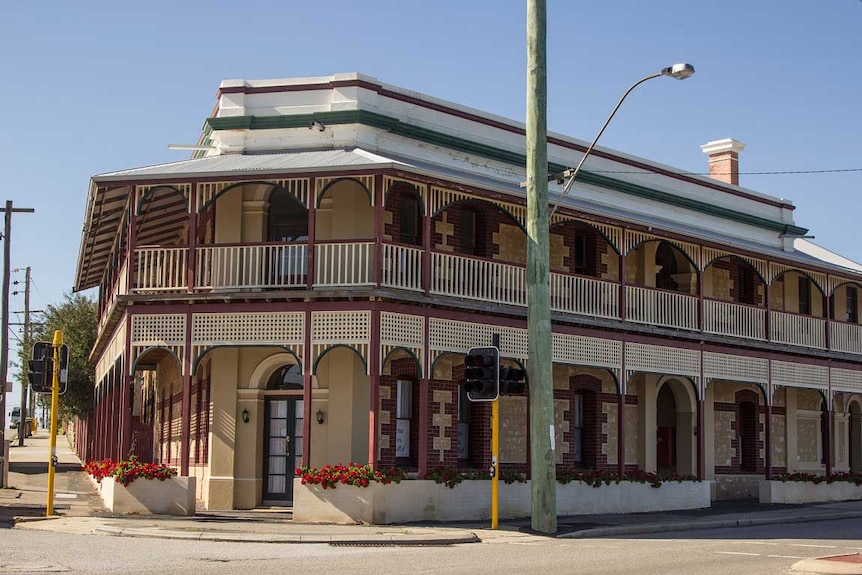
2 517 861 574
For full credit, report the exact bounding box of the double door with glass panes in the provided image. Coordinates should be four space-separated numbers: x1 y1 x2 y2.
264 397 303 503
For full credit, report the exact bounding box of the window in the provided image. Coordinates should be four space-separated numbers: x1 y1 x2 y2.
399 194 421 246
460 208 478 256
798 276 811 315
395 380 412 458
573 233 588 275
266 364 303 391
737 267 755 305
458 386 470 460
847 287 858 323
655 242 679 291
572 394 584 464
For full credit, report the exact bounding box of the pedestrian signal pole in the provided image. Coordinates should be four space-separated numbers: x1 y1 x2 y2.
46 330 63 516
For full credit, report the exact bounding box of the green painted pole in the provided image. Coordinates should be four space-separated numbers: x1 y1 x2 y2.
526 0 556 534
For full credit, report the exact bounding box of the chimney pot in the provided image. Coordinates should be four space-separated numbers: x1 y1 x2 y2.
700 138 746 186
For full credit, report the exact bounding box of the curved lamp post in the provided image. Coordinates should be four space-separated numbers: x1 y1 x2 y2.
549 63 695 217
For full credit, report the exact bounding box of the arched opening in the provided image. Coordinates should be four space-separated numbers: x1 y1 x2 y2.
384 183 424 247
315 179 374 241
625 240 697 294
262 363 304 504
703 256 765 306
433 199 525 263
850 400 862 473
831 282 862 324
654 377 697 476
770 270 826 317
549 220 619 280
381 349 422 469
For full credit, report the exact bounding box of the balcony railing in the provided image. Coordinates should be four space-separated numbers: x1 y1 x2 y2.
381 244 423 291
830 321 862 355
315 241 374 287
195 244 307 290
550 273 619 319
770 310 826 349
134 247 188 292
703 299 767 341
625 286 698 331
430 253 526 305
116 242 862 357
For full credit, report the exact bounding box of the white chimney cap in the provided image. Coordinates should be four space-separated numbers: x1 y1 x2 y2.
700 138 746 156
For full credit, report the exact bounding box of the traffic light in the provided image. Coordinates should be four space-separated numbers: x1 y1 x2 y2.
464 346 499 401
28 342 54 393
28 342 69 395
499 366 527 395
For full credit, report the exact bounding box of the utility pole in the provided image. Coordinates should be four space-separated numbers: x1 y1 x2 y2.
17 267 30 446
526 0 556 533
0 201 35 467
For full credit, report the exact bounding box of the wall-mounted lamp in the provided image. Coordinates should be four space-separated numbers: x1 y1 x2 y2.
316 409 325 425
241 408 249 424
309 120 325 132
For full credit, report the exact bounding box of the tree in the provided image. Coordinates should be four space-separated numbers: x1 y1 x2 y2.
25 293 97 420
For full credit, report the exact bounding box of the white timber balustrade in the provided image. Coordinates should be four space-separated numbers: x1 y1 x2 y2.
829 321 862 355
98 258 129 333
381 244 423 291
195 244 307 290
133 247 188 292
770 310 826 349
550 273 619 319
315 241 374 287
703 299 767 341
625 286 698 330
431 253 526 306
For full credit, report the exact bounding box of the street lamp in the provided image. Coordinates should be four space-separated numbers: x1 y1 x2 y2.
549 63 695 217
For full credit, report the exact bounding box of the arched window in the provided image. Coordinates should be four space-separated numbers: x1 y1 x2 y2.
266 364 303 391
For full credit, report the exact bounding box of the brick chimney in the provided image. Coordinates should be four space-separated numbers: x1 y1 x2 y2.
700 138 746 186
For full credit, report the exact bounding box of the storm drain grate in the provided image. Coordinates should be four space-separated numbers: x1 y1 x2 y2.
329 541 454 548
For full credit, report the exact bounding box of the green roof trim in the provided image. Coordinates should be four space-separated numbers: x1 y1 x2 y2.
205 111 808 236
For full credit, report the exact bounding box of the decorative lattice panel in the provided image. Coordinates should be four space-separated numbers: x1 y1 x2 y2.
768 263 827 294
96 320 127 383
311 311 371 374
429 185 526 228
191 312 305 369
702 248 768 280
317 175 376 205
831 368 862 393
625 342 700 380
136 183 191 211
131 314 186 375
623 230 701 269
552 333 621 369
771 360 828 390
429 318 528 363
380 312 425 376
703 352 768 384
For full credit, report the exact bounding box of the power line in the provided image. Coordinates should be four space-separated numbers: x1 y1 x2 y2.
586 167 862 176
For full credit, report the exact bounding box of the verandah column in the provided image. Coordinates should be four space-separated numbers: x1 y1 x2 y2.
368 308 381 467
120 316 133 458
186 183 198 293
302 309 312 467
179 311 193 476
373 175 383 288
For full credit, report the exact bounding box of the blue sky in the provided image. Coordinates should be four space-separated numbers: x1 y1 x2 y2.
1 1 861 404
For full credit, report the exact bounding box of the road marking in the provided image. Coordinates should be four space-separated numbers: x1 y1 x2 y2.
788 544 838 548
739 541 778 546
766 555 805 559
716 552 760 556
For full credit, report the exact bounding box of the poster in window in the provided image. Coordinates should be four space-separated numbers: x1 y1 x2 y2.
396 419 410 457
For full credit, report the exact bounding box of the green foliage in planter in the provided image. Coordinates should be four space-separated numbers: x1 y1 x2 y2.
556 469 698 489
771 472 862 485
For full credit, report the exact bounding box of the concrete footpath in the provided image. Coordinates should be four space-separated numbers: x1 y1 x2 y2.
2 434 862 574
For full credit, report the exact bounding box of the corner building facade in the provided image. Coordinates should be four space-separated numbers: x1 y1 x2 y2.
73 73 862 510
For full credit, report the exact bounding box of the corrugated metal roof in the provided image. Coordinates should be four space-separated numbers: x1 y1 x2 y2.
94 149 397 180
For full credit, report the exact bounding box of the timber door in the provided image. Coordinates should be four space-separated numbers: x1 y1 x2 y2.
263 397 304 503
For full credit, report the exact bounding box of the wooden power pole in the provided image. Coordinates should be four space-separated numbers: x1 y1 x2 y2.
526 0 556 533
